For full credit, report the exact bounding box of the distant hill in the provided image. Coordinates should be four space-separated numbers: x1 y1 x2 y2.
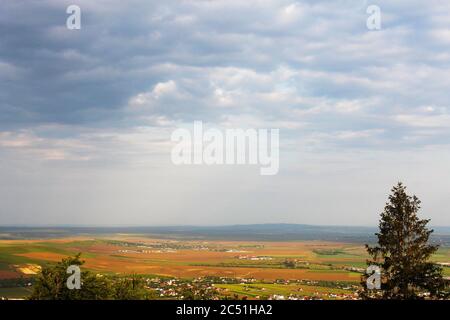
1 224 450 245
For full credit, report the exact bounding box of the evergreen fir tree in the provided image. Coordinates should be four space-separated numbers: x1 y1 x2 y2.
363 182 448 299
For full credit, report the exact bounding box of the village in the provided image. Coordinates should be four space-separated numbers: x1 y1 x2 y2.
143 276 360 300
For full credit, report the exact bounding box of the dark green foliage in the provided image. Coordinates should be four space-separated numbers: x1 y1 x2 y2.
363 183 449 299
29 254 152 300
29 253 110 300
112 274 154 300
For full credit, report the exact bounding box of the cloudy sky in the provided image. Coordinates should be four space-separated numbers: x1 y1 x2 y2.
1 0 450 226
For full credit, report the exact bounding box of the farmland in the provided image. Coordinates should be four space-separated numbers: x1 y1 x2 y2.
1 234 449 299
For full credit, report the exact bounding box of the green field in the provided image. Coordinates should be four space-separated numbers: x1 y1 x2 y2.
215 282 356 299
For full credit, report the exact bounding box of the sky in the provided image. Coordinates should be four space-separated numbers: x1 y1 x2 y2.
1 0 450 226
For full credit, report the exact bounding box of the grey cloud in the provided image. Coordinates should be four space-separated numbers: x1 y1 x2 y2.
1 0 450 225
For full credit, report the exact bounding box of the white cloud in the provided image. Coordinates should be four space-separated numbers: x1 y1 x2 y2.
395 114 450 128
128 80 181 109
430 29 450 44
